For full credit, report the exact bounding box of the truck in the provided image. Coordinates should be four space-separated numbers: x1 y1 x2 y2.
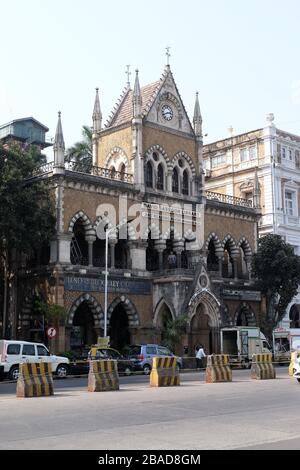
272 328 300 364
220 327 271 368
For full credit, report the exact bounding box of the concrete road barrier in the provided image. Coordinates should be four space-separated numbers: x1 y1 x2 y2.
205 354 232 383
16 362 54 398
251 353 276 380
150 357 180 387
88 360 119 392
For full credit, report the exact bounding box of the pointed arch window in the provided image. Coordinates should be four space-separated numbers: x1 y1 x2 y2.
182 170 189 195
146 161 153 188
172 167 179 193
157 164 164 190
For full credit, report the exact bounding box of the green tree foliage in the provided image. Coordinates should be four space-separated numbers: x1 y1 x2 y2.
161 314 188 353
0 142 56 336
66 125 92 173
0 143 56 257
252 234 300 337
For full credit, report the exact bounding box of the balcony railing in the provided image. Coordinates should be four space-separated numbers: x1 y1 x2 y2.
205 190 253 208
32 161 134 183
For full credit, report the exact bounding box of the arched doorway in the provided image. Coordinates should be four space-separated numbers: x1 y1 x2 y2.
70 301 97 350
109 304 131 351
190 304 212 354
155 301 173 344
188 290 222 354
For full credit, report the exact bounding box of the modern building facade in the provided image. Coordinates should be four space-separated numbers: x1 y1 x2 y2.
203 114 300 330
14 65 264 355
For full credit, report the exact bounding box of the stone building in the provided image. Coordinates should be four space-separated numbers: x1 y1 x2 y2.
17 64 263 355
203 114 300 330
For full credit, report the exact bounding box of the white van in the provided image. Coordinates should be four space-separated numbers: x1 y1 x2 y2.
0 340 70 381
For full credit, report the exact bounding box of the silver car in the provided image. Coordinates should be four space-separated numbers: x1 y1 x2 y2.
128 344 182 375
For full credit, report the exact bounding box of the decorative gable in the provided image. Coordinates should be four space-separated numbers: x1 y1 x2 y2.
145 68 194 135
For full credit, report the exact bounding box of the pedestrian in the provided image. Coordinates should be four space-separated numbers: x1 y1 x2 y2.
196 344 206 369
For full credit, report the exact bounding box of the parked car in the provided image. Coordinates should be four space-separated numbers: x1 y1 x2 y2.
0 340 70 381
293 356 300 383
70 347 134 376
127 344 182 375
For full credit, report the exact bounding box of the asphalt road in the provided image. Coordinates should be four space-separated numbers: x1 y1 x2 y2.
1 368 300 450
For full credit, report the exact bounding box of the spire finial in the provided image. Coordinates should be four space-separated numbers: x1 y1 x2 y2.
193 92 202 138
93 88 102 132
165 46 171 66
126 65 131 88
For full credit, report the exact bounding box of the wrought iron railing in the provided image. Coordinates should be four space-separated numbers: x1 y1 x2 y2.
91 166 134 183
32 161 134 183
205 190 253 208
32 161 54 176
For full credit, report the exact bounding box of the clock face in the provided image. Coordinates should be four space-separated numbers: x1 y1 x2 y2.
161 104 173 121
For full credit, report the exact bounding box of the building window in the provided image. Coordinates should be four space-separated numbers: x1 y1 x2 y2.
172 167 179 193
285 191 295 216
157 164 164 191
182 170 189 195
211 154 226 168
146 161 153 188
288 149 293 161
240 146 257 162
282 147 286 159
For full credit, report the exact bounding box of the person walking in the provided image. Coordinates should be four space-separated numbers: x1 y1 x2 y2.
196 344 206 369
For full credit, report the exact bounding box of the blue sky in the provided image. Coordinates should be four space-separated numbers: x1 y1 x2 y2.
1 0 300 159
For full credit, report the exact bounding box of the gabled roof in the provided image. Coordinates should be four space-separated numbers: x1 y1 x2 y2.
105 80 162 128
104 66 194 132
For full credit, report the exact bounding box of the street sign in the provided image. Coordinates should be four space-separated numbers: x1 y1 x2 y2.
46 327 57 339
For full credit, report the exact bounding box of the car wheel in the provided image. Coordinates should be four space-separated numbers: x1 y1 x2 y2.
143 364 151 375
56 364 69 378
297 378 300 383
9 365 19 381
124 366 132 376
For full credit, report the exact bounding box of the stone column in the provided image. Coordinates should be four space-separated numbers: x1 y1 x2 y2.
218 256 223 277
86 235 96 267
167 171 172 193
50 234 73 264
173 240 185 269
154 240 166 271
232 257 239 281
128 240 147 271
109 238 117 269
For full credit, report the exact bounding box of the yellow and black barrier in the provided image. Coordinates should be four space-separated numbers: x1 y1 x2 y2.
150 357 180 387
205 354 232 383
289 351 300 377
16 362 54 398
251 353 276 380
88 360 119 392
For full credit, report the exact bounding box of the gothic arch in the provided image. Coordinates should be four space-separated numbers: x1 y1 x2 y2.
172 151 196 177
238 237 253 258
105 147 129 172
222 234 239 257
68 294 104 328
68 211 95 237
188 289 222 328
205 233 223 253
234 303 257 326
153 298 175 327
107 296 140 328
144 144 172 171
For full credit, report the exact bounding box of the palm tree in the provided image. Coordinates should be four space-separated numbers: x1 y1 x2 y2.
66 125 92 173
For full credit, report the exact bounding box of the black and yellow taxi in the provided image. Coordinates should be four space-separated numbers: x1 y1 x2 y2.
70 346 134 376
